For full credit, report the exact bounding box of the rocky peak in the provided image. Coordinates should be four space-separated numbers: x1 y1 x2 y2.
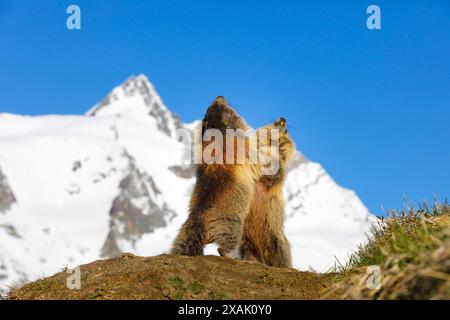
87 75 183 138
101 150 176 258
0 166 16 213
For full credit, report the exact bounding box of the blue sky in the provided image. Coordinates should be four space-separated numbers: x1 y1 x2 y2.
0 0 449 215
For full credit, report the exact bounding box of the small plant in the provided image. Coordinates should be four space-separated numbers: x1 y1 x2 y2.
168 275 184 289
188 281 205 295
208 290 227 300
87 288 106 300
168 275 185 300
256 271 279 286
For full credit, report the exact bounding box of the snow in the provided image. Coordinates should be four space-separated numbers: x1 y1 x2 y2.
0 75 375 293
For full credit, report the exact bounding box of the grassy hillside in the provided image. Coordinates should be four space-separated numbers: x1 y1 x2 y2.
331 200 450 299
6 201 450 300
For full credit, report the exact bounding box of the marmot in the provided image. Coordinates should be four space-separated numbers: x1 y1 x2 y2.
171 96 262 257
239 117 295 267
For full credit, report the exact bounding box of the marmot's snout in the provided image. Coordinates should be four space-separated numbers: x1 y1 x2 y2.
205 96 238 129
212 96 228 106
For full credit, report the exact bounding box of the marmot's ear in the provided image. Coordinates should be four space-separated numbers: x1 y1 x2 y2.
275 117 286 128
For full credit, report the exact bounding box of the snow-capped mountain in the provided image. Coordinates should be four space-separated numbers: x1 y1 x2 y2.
0 75 375 293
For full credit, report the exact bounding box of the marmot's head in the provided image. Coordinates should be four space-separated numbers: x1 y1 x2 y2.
274 117 287 134
259 117 291 143
258 117 294 162
275 117 294 159
203 96 248 133
258 117 295 182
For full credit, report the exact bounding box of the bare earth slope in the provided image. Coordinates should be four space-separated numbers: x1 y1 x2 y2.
8 254 339 300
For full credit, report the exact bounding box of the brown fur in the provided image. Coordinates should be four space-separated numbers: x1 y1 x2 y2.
171 96 261 257
240 118 295 267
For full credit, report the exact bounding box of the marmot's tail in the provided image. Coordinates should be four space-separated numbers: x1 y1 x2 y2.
171 218 204 256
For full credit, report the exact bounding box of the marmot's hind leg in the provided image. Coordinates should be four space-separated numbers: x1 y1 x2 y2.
171 218 204 256
208 216 243 257
239 233 261 263
265 233 292 268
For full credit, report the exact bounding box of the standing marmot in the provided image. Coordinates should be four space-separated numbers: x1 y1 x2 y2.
171 96 261 257
239 118 295 267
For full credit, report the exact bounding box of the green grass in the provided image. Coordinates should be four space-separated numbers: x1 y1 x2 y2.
87 288 106 300
188 281 206 295
208 290 227 300
168 275 184 289
333 198 450 299
255 271 280 287
168 275 185 299
348 199 449 269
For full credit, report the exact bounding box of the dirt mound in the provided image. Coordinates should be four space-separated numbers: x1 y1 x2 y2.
8 254 340 300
